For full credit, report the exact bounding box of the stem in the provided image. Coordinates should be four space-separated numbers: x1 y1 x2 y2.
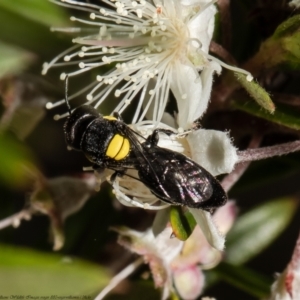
209 41 236 65
222 135 262 192
237 140 300 163
94 257 144 300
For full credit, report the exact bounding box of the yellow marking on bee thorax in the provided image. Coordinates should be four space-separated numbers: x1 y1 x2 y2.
106 134 130 160
103 115 117 121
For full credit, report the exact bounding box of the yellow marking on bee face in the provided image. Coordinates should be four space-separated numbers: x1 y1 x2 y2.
106 134 130 160
104 115 117 121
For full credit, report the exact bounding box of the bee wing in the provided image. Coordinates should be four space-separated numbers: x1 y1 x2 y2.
136 145 227 210
118 127 227 210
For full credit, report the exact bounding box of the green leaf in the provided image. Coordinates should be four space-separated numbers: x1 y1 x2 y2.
226 198 297 265
232 100 300 130
0 0 68 27
0 134 38 188
0 244 110 295
234 73 275 113
170 207 196 241
245 15 300 72
0 42 33 78
273 14 300 38
211 262 272 298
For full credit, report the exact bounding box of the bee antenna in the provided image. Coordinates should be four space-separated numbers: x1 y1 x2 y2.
64 75 72 115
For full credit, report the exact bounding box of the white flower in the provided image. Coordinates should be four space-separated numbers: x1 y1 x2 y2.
108 114 238 250
114 226 184 300
105 202 236 300
269 233 300 300
44 0 251 126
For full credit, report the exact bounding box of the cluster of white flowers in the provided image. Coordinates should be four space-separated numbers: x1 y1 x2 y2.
44 0 253 298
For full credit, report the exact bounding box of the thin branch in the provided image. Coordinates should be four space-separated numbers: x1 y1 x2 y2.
94 257 144 300
209 41 236 65
0 208 33 230
222 162 251 193
222 135 262 192
237 140 300 163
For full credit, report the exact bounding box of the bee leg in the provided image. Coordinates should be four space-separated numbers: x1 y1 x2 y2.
109 171 124 184
145 129 176 147
113 112 123 121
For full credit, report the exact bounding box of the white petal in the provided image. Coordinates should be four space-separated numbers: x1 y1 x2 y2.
187 2 217 52
187 129 238 176
171 62 202 129
152 208 171 237
189 208 225 251
173 266 205 300
213 201 237 235
155 226 184 263
171 61 221 128
161 112 178 128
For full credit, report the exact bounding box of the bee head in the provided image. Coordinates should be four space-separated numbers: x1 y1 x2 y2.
64 105 101 151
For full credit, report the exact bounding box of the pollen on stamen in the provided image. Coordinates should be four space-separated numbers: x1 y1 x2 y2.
78 51 85 57
41 63 48 75
100 8 107 16
60 73 67 80
149 90 154 95
115 89 121 97
117 7 123 14
247 74 253 81
46 102 53 109
79 62 85 68
100 25 107 36
64 55 71 62
70 16 76 21
90 13 96 19
54 114 60 121
178 127 184 134
97 75 103 81
87 94 93 101
136 9 143 18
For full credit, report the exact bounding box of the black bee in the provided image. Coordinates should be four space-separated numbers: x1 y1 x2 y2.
63 81 227 211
